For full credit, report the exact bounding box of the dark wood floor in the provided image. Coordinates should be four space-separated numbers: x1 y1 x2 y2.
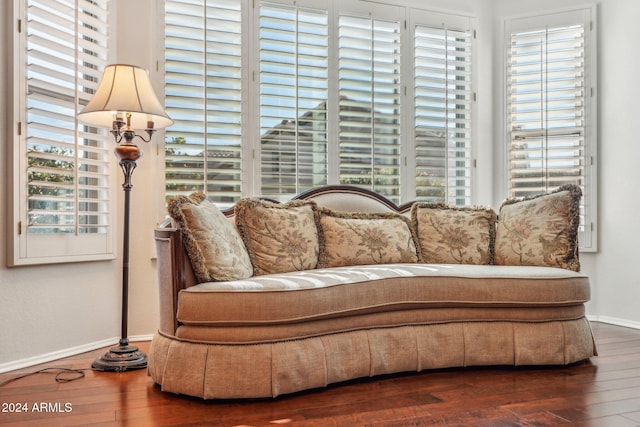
1 322 639 426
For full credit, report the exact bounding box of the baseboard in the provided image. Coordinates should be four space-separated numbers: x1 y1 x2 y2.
588 314 640 330
0 334 154 374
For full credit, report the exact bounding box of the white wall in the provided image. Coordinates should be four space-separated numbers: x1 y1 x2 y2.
492 0 640 327
586 0 640 326
1 0 638 371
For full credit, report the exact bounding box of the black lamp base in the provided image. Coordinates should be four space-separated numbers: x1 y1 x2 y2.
91 344 148 372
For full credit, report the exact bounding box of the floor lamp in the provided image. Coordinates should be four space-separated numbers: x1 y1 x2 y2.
78 64 173 372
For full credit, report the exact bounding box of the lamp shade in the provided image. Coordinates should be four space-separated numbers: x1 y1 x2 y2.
78 64 173 130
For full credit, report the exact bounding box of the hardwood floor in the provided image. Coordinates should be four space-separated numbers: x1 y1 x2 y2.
1 322 639 426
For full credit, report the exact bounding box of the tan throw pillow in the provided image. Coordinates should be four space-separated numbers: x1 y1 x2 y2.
167 192 253 283
411 203 496 265
317 208 419 268
495 184 582 271
235 199 320 275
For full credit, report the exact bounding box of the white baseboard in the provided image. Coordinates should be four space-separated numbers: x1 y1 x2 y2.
0 334 154 374
587 314 640 330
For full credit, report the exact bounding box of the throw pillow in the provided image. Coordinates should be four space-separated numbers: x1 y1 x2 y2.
167 192 253 282
317 208 419 268
234 199 320 275
411 203 496 265
495 184 582 271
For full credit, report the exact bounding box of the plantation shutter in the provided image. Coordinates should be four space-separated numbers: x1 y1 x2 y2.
164 0 243 207
14 0 114 265
163 1 478 210
506 7 597 250
507 24 585 196
259 1 329 199
414 25 473 206
338 6 402 204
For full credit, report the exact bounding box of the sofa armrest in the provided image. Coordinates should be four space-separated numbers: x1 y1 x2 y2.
155 223 187 335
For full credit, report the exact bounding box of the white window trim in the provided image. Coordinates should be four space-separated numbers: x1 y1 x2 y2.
8 0 118 266
502 5 598 253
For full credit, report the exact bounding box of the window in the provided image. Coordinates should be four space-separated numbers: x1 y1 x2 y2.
505 7 597 251
164 0 475 207
164 0 243 206
413 19 473 206
337 5 402 201
259 2 329 197
9 0 115 265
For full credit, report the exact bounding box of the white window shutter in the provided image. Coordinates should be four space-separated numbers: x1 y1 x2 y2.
259 2 329 199
164 0 243 207
11 0 115 265
508 25 585 195
506 7 597 251
163 1 477 209
337 10 402 204
414 25 473 206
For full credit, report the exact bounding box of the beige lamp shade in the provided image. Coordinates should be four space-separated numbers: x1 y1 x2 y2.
78 64 173 130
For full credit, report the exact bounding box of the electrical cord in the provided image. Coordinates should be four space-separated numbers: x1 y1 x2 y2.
0 367 89 387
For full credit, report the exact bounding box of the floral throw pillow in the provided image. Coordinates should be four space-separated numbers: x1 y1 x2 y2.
167 192 253 283
411 203 496 265
234 199 320 275
495 184 582 271
317 208 419 268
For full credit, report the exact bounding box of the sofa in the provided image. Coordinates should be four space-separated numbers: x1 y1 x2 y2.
148 184 595 399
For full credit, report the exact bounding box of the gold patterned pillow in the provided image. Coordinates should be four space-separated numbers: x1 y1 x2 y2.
495 184 582 271
317 208 419 268
411 203 496 265
235 199 320 275
167 192 253 282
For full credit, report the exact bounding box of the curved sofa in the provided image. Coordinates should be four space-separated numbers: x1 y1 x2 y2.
148 185 595 399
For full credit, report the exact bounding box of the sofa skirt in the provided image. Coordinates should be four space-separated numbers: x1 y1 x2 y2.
147 318 596 399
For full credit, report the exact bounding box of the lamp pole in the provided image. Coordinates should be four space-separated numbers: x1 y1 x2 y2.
91 142 147 372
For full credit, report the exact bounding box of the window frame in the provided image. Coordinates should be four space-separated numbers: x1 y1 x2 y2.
503 5 598 252
8 0 117 266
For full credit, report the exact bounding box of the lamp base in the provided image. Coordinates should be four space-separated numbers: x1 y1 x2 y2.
91 344 148 372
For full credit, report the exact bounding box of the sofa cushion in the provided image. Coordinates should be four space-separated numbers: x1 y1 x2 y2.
167 192 253 283
235 199 320 275
176 264 590 327
411 203 496 265
495 184 582 271
317 208 418 267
